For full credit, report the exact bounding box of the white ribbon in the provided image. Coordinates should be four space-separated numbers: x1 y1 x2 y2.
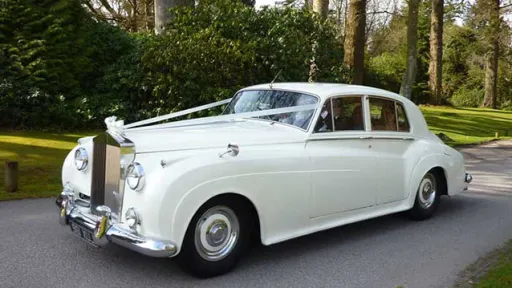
124 98 233 129
105 98 319 133
127 104 319 132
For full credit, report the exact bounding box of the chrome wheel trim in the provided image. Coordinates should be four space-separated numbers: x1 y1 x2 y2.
194 205 239 262
418 173 437 209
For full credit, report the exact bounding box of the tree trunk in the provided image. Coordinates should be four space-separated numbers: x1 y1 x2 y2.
154 0 194 34
145 0 153 31
400 0 420 99
344 0 366 85
132 0 138 32
428 0 443 105
313 0 329 18
310 0 329 82
481 0 499 109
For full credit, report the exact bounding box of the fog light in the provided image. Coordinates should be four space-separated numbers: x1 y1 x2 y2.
125 207 139 230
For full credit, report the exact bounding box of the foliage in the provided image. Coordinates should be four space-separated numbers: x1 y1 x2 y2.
1 0 347 129
140 0 346 118
0 0 133 129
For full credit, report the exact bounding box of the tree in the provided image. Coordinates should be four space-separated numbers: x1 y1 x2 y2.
480 0 500 108
154 0 194 34
309 0 330 82
83 0 155 32
428 0 443 104
344 0 367 84
399 0 420 99
313 0 329 18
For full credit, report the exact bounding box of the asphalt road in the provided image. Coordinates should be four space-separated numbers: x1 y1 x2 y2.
1 141 512 288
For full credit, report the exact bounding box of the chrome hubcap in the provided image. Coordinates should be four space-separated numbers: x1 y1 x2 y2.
418 173 437 209
194 206 239 261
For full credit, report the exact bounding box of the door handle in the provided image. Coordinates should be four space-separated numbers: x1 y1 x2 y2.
359 136 373 139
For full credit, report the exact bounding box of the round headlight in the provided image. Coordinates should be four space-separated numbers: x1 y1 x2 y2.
125 207 139 229
74 147 88 171
127 162 145 191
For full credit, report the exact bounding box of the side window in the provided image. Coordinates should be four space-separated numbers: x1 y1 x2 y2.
369 97 398 131
314 96 365 133
314 99 334 133
396 103 410 132
332 96 364 131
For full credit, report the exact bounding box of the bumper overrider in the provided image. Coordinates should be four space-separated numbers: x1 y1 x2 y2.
56 188 177 258
463 172 473 190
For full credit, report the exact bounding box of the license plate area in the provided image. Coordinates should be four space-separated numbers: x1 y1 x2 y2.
70 220 98 247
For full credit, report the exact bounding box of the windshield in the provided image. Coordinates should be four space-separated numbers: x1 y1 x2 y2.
223 90 319 130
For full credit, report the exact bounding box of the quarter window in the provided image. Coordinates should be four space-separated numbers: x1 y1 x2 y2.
369 97 398 131
396 103 410 132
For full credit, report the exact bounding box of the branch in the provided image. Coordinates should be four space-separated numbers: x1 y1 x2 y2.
83 1 107 21
369 10 402 17
98 0 121 19
500 3 512 10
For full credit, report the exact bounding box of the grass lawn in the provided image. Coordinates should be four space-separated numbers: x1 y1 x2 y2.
0 106 512 201
0 130 98 201
420 106 512 146
454 240 512 288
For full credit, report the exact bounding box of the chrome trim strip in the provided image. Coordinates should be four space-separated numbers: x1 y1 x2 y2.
57 190 177 258
307 135 416 141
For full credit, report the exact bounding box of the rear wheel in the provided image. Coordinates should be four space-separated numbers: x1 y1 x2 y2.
408 170 441 221
176 198 251 278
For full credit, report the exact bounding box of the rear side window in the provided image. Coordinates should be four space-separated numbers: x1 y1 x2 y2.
369 98 398 131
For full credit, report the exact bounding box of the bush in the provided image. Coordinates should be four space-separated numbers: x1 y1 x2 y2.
138 0 346 118
0 0 136 129
1 0 348 129
449 87 483 107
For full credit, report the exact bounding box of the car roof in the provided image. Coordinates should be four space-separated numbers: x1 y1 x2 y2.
239 82 409 103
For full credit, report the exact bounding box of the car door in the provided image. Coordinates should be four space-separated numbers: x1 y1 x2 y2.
365 96 414 204
306 95 377 219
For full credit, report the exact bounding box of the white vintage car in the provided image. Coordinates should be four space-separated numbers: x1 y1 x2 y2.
57 83 472 278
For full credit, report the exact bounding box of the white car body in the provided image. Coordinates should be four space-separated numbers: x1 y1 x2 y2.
57 83 472 277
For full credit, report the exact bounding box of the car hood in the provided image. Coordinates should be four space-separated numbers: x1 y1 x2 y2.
123 119 308 153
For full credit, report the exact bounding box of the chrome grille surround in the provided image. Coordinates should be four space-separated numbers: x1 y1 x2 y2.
90 132 135 222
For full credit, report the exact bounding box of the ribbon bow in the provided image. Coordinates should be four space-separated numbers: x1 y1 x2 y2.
104 116 125 138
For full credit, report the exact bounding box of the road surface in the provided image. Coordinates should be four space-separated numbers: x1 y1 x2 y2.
0 140 511 288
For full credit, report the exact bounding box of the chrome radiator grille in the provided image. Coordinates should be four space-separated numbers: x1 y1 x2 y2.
90 132 134 221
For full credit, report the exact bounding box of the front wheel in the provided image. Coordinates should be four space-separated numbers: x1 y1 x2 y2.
408 170 441 221
176 199 250 278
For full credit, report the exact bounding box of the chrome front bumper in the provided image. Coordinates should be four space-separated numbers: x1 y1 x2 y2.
56 190 177 258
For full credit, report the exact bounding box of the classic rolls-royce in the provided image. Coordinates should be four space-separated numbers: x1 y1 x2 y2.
56 83 472 278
